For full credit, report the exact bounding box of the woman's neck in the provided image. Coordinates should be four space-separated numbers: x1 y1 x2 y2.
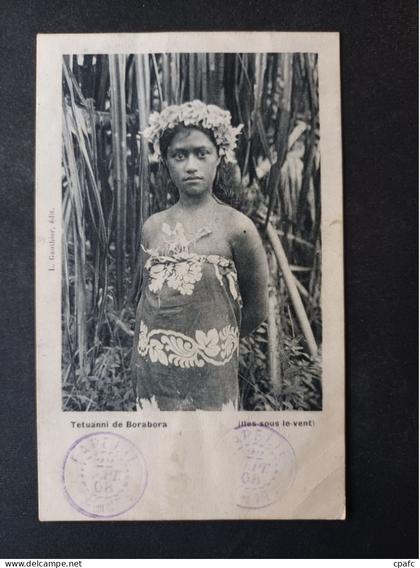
175 191 215 211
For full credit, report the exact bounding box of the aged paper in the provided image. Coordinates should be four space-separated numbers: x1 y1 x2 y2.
36 32 344 520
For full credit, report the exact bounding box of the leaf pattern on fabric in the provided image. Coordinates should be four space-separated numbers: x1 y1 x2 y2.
145 251 241 302
141 222 242 301
137 321 239 368
195 328 221 357
166 259 203 295
226 271 239 300
148 338 169 366
148 262 170 293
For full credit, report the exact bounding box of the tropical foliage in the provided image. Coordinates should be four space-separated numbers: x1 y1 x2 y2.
62 52 322 411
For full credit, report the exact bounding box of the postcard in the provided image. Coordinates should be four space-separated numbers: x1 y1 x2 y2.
36 31 345 520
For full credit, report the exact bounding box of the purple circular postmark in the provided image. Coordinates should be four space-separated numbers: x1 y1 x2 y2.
62 432 147 519
223 425 296 509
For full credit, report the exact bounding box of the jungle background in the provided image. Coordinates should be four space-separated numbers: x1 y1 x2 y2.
62 52 322 411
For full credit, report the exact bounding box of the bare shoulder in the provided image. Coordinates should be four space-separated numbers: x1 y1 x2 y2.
143 209 171 229
141 209 171 245
217 206 261 246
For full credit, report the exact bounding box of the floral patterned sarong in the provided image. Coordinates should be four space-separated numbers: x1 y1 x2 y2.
131 244 242 411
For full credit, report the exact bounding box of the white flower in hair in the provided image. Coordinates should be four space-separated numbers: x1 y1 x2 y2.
142 100 244 163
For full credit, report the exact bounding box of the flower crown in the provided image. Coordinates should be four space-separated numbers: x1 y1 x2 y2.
142 100 243 163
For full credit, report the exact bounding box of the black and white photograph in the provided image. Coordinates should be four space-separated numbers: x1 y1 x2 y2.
61 51 323 412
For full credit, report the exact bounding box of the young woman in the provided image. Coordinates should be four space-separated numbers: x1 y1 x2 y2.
131 101 268 411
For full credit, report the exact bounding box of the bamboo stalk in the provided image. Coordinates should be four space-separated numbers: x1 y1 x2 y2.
266 251 283 393
134 54 151 228
252 54 272 162
215 54 225 107
266 221 318 357
170 53 179 104
235 54 256 180
144 53 151 111
179 54 188 103
188 54 195 100
127 56 135 109
264 54 293 228
162 54 171 104
151 54 163 106
208 52 216 103
199 53 208 102
96 55 109 111
109 54 128 309
297 53 318 228
127 54 151 303
254 53 266 111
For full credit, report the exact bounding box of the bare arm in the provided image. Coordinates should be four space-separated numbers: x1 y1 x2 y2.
230 213 269 337
137 213 161 289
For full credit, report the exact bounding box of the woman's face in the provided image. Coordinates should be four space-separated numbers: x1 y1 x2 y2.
165 127 220 198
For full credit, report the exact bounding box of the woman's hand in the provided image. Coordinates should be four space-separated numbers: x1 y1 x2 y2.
230 212 269 337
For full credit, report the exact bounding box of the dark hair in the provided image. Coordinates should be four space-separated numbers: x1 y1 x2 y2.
159 123 218 159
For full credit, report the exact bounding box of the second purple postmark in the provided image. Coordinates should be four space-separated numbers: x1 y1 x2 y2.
222 425 296 509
